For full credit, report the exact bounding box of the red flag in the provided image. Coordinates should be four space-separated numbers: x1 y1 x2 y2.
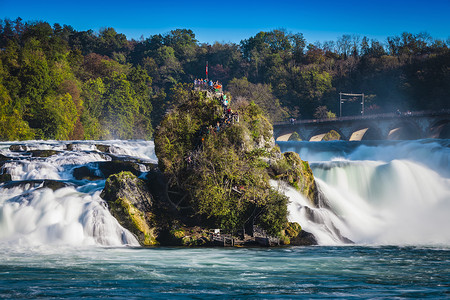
206 63 208 76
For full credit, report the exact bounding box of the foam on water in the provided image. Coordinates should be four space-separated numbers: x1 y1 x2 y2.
278 139 450 177
0 140 156 247
280 140 450 246
1 139 449 247
0 186 139 246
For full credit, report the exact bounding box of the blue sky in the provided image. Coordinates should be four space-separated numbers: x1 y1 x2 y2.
1 0 449 44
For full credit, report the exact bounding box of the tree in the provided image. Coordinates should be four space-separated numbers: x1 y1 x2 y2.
96 27 128 57
337 34 352 59
290 33 306 63
154 89 290 235
227 77 288 122
102 72 140 139
0 83 33 140
163 29 198 61
313 106 335 119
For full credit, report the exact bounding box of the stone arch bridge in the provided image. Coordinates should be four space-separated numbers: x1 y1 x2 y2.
273 110 450 141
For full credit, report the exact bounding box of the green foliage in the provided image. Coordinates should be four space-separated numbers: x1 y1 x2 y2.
154 90 221 178
43 93 79 139
0 83 34 140
0 20 153 140
258 189 289 236
155 89 288 235
270 152 318 203
323 130 341 141
313 105 335 119
0 18 448 140
288 132 302 141
236 100 273 144
285 222 302 238
227 77 289 122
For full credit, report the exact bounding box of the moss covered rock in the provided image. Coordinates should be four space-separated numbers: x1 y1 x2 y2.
270 151 318 205
323 130 341 141
0 173 12 182
101 171 158 246
290 230 318 246
285 222 302 238
154 90 290 236
9 144 28 152
30 150 60 157
167 226 211 246
153 89 316 238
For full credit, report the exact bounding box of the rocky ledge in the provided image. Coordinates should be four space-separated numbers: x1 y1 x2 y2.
99 171 317 247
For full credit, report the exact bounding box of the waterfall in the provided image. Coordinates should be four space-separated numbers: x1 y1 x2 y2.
0 140 156 247
279 140 450 246
1 139 448 247
0 186 139 246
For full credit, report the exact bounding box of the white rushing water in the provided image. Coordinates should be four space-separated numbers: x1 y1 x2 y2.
1 139 449 247
279 140 450 246
0 140 157 247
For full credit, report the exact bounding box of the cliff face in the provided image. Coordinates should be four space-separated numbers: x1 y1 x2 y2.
101 172 158 246
101 89 319 246
269 151 318 206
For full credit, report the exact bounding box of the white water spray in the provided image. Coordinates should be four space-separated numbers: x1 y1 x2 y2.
281 140 450 246
0 140 156 247
0 186 138 246
1 139 449 247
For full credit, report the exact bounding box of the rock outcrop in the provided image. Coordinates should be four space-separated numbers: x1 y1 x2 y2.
100 171 158 246
72 159 157 180
96 89 321 247
269 151 319 205
290 230 318 246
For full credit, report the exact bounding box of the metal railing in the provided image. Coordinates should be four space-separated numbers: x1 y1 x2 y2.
274 109 450 126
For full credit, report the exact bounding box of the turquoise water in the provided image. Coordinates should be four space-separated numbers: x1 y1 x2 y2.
1 246 448 299
0 140 449 298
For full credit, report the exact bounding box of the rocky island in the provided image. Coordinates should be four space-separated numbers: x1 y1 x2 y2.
100 88 319 247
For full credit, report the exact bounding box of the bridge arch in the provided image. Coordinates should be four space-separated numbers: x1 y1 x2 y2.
275 130 306 142
307 126 346 142
387 120 423 140
429 119 450 139
348 124 383 141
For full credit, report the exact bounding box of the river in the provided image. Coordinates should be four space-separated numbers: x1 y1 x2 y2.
0 139 449 298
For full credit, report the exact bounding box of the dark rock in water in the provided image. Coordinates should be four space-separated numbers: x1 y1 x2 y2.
0 173 12 182
95 144 111 153
341 236 354 244
30 150 60 158
42 180 73 191
72 166 103 181
97 160 143 178
72 159 155 181
66 144 78 151
303 206 323 224
290 230 318 246
100 171 158 246
102 171 153 212
0 154 10 162
9 144 28 152
2 180 75 191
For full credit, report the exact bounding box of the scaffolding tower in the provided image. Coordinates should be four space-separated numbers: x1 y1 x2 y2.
339 92 365 117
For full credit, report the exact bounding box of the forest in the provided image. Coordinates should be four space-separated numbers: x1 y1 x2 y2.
0 17 449 140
